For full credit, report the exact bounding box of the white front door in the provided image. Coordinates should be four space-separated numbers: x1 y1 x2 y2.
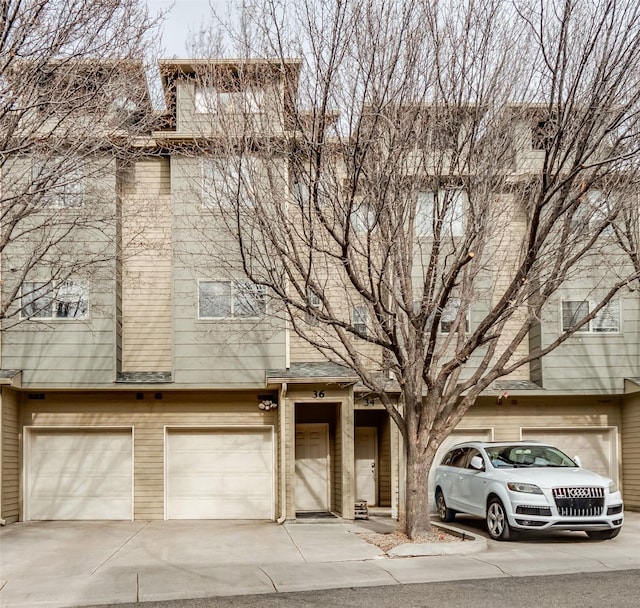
355 427 377 505
295 423 329 512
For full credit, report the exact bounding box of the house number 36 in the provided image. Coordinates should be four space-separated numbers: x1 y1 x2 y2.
313 390 325 398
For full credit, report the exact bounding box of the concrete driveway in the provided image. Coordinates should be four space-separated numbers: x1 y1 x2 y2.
1 513 639 608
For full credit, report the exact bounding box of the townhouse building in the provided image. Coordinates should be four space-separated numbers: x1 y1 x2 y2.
1 58 639 525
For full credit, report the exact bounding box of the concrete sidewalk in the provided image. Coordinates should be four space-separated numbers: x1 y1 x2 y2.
1 513 639 608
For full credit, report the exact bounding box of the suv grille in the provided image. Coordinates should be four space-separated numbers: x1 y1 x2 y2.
552 486 605 517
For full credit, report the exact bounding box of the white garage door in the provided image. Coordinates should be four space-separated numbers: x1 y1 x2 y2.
26 429 133 520
522 428 617 483
428 428 493 510
166 428 274 520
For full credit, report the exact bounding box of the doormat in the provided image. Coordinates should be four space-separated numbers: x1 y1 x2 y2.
296 511 337 519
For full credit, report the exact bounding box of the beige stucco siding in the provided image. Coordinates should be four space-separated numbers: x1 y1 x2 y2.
1 388 20 523
622 394 640 510
21 391 276 520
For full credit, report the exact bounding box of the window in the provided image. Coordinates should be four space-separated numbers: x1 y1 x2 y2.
561 300 620 333
573 189 615 234
439 297 470 333
195 86 265 114
305 288 322 325
198 280 266 319
352 304 368 337
415 189 466 236
350 203 377 233
430 120 460 150
202 157 258 208
531 118 556 151
21 280 88 320
445 448 468 468
32 158 84 208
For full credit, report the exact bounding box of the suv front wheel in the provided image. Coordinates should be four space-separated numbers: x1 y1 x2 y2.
486 497 515 541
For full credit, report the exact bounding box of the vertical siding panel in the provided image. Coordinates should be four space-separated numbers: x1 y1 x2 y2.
121 157 173 372
622 394 640 509
1 389 20 523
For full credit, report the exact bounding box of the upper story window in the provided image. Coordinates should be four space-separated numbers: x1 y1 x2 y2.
350 202 377 233
561 300 620 333
32 158 84 208
195 86 265 114
21 280 89 320
415 189 466 237
352 304 369 337
305 288 322 326
202 156 258 209
572 189 615 234
429 120 461 150
531 117 557 151
439 297 470 334
198 280 266 319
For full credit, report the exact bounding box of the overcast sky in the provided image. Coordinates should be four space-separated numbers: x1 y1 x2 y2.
147 0 233 57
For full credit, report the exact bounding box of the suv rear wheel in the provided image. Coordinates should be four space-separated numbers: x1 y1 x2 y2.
436 489 456 522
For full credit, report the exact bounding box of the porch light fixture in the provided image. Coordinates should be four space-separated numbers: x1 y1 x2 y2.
258 394 278 410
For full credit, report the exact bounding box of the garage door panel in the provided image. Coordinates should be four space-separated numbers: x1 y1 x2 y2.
522 428 615 481
31 473 131 496
27 430 132 521
29 497 132 521
167 429 274 520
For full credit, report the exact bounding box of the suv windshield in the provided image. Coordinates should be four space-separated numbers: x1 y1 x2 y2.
485 444 576 468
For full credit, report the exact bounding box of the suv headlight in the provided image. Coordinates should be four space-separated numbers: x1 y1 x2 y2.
609 480 618 493
507 482 543 494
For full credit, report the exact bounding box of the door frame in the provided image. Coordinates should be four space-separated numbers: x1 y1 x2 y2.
295 422 330 512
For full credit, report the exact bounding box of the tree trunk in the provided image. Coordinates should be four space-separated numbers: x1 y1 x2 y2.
403 430 437 539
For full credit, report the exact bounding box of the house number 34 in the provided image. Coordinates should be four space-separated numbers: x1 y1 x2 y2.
313 390 325 398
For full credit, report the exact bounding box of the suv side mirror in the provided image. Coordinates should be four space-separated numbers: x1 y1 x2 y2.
573 455 582 467
470 455 484 471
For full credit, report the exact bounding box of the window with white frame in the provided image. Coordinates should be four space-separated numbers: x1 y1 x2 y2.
561 300 620 333
202 157 258 209
198 280 266 319
350 202 377 233
32 158 84 208
439 297 470 333
352 304 368 336
415 189 466 236
305 288 322 325
195 86 265 114
21 280 89 320
572 189 615 234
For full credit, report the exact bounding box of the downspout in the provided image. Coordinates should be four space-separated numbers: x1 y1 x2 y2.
276 382 288 524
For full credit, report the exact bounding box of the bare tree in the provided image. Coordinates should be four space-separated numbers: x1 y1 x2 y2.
192 0 640 537
0 0 161 327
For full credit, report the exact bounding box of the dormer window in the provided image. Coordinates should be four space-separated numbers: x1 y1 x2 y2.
195 86 265 114
532 118 556 151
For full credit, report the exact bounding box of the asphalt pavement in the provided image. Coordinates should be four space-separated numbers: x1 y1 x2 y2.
1 512 639 608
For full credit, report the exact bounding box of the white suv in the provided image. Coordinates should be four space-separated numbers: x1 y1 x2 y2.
433 441 624 541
